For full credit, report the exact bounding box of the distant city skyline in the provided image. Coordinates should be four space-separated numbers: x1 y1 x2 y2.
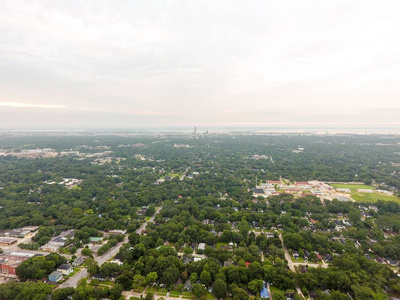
1 1 400 130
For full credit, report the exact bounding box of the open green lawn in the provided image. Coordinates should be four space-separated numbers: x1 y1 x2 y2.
182 291 195 299
330 183 376 190
169 290 182 296
205 292 216 300
351 192 400 203
146 286 161 294
156 288 168 296
216 242 228 249
66 267 82 278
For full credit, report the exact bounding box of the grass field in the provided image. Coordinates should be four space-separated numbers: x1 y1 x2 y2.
216 242 228 249
169 290 182 297
156 288 168 296
182 291 195 299
351 192 400 203
205 292 216 300
330 183 376 190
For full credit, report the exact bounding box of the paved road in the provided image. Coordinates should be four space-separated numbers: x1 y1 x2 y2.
279 234 295 272
58 269 88 289
57 206 162 289
279 234 305 299
268 284 273 300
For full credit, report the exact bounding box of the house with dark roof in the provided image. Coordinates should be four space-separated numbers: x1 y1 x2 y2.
266 232 275 239
303 250 309 260
323 254 332 262
252 188 265 196
375 256 385 264
57 264 73 275
385 257 398 266
183 279 192 291
73 256 86 267
364 254 373 260
286 291 295 300
92 273 107 281
183 256 191 265
309 291 318 300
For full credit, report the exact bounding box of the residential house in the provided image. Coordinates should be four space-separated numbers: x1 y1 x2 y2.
286 291 295 300
109 259 123 266
137 206 148 215
364 254 373 260
57 264 73 275
368 206 379 213
198 243 206 251
49 271 63 283
385 257 398 267
73 257 85 267
92 273 107 281
323 254 332 262
375 256 385 264
183 279 192 291
193 257 202 262
309 291 318 300
266 232 275 239
108 229 126 235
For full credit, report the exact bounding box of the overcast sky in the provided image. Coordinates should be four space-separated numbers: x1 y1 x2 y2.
1 0 400 130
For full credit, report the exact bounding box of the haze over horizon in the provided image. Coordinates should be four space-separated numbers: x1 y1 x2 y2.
1 1 400 130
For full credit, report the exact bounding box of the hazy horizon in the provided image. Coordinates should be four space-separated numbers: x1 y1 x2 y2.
1 126 400 135
1 1 400 130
